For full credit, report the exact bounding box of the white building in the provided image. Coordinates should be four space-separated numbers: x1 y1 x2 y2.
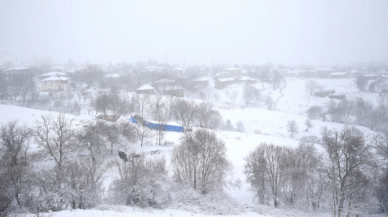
40 74 71 92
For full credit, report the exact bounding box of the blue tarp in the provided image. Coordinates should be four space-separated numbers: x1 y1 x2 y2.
128 117 183 133
128 117 138 124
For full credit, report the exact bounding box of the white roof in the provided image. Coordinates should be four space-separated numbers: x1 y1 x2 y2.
219 78 235 82
4 66 29 71
137 85 154 90
41 72 67 77
330 72 348 76
164 86 183 90
41 76 70 81
104 73 121 78
363 74 377 77
155 79 175 83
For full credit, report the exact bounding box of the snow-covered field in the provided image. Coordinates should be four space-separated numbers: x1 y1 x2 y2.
0 77 383 217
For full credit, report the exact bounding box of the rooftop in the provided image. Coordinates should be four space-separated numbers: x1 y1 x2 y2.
40 72 67 77
218 78 235 82
41 76 70 81
137 85 155 90
104 73 121 78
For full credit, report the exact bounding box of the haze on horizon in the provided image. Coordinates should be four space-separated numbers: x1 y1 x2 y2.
1 0 387 67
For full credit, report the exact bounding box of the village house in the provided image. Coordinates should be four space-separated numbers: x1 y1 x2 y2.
315 90 335 97
191 77 209 87
329 72 349 79
163 86 184 97
154 79 175 90
136 85 155 94
240 77 257 84
329 94 346 100
310 67 335 78
215 78 237 89
218 68 242 78
40 75 71 92
146 66 164 73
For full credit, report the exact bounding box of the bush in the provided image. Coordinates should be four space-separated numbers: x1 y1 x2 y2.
169 185 244 215
110 152 170 208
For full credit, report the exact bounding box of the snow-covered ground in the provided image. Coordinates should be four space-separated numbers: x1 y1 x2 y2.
0 77 383 217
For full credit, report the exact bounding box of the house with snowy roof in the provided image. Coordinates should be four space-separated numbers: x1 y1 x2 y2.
40 74 71 92
329 72 349 79
136 85 155 94
39 72 67 80
215 78 237 89
163 85 184 97
154 79 175 90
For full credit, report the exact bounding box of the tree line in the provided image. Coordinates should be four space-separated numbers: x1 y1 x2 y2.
0 116 237 215
245 126 388 216
307 96 388 132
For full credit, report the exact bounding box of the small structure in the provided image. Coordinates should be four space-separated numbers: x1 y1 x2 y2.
136 85 155 94
163 86 184 97
240 77 257 84
215 78 237 89
218 68 242 78
96 114 121 122
191 77 209 87
329 95 346 100
362 74 378 80
313 67 335 78
154 79 175 89
315 90 335 97
39 72 67 80
40 75 71 92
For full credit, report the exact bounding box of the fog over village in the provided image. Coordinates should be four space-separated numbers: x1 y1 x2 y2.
1 1 388 217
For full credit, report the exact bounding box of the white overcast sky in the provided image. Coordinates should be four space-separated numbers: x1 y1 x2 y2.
1 0 387 66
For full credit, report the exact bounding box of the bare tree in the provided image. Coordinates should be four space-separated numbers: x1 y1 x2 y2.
196 102 222 129
243 84 261 106
307 105 323 119
173 99 197 127
245 143 292 207
322 127 374 217
304 119 314 131
34 114 75 169
287 120 299 137
236 121 245 132
134 124 153 147
111 152 169 208
265 96 274 110
305 80 322 96
171 129 231 193
150 95 167 146
229 90 238 104
355 76 368 92
0 120 32 207
93 94 110 120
